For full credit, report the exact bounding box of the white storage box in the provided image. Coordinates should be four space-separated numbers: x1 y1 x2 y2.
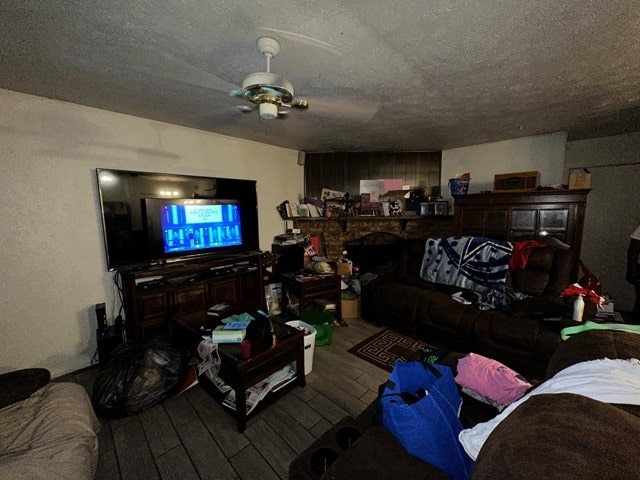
286 320 317 375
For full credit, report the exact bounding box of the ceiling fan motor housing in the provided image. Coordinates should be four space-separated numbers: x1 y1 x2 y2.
241 72 294 103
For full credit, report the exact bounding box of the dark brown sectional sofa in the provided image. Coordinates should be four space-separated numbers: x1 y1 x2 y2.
366 236 577 378
290 330 640 480
290 235 637 480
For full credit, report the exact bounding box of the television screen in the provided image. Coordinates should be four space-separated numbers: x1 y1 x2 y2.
144 198 243 257
96 169 259 271
160 201 242 253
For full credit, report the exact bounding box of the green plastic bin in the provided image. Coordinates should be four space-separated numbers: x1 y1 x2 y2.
301 311 333 346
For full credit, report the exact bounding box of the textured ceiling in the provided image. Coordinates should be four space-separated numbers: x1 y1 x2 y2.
2 0 639 152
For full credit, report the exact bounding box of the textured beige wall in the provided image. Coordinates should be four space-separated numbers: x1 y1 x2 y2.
0 89 301 377
441 131 640 313
441 133 567 196
565 132 640 312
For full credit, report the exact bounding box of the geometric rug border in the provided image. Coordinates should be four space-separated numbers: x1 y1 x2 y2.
348 328 427 372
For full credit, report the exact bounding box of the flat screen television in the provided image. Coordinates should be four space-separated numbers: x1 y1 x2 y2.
96 169 259 271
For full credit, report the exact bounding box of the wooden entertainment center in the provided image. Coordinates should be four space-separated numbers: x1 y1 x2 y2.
119 252 265 343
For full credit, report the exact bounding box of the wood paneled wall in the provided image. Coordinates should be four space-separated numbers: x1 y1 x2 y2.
304 151 442 199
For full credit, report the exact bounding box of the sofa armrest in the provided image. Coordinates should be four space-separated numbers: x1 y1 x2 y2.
543 247 576 296
324 425 450 480
0 368 50 409
510 246 576 297
473 393 640 480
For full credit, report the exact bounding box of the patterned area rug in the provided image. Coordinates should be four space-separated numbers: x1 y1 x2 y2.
348 329 427 372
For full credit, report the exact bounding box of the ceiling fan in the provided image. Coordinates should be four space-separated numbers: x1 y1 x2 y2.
230 37 309 120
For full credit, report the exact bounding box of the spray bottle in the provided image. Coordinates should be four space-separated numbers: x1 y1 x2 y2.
573 294 585 322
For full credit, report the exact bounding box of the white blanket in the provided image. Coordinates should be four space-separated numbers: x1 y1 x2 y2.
458 358 640 460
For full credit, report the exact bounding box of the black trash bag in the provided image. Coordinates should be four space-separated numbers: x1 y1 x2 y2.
92 341 143 417
92 336 186 417
125 337 186 415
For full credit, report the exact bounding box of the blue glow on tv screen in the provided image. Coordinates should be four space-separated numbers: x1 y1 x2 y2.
160 201 243 254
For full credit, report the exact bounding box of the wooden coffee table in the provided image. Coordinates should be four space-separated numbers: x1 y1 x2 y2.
171 310 305 432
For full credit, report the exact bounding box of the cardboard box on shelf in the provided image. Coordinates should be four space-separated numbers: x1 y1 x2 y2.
569 170 592 189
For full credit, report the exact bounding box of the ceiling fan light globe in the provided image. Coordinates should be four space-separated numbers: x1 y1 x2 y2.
259 102 278 120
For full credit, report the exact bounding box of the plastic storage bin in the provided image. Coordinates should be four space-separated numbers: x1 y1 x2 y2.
301 311 333 346
286 320 317 375
449 178 469 196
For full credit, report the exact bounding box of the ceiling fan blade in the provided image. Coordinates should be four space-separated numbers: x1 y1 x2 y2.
257 28 343 57
302 97 382 122
152 56 239 93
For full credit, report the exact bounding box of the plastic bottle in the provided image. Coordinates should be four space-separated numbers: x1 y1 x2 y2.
573 295 585 322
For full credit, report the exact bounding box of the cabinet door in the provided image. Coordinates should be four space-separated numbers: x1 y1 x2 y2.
240 271 263 311
459 207 509 239
172 284 208 314
538 208 569 243
135 292 170 340
140 292 168 318
510 208 538 240
459 207 485 236
210 278 239 305
483 208 509 240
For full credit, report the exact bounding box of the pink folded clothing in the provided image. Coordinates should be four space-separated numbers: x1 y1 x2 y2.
455 353 532 406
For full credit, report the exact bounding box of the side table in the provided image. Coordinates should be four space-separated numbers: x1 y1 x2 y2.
171 310 305 432
280 272 344 325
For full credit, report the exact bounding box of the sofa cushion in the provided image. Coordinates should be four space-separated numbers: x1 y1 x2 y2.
545 330 640 379
414 291 477 351
0 382 100 479
509 295 570 320
472 393 640 480
471 312 560 378
373 283 434 336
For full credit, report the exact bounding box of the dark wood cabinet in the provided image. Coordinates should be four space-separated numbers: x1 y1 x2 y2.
210 278 239 305
172 284 208 314
120 252 264 342
454 189 590 276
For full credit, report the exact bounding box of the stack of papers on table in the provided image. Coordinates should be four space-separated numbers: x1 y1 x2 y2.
222 365 297 414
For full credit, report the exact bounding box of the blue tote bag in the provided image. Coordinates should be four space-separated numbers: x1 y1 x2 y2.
381 361 473 480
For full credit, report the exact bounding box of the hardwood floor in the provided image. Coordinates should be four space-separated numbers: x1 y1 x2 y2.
58 318 386 480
